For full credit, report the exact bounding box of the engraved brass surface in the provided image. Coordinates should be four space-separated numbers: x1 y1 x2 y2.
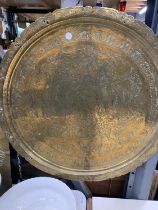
1 7 158 181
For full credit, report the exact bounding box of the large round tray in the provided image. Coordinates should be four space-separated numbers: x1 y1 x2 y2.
1 7 158 180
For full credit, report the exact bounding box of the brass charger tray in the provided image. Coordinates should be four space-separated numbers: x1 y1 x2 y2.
1 7 158 181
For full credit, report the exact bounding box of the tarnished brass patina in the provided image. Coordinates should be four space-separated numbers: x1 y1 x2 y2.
1 7 158 181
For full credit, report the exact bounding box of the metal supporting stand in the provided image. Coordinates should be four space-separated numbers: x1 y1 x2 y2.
71 181 92 199
125 152 158 199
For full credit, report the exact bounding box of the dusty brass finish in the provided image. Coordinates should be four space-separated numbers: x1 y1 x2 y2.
1 7 158 181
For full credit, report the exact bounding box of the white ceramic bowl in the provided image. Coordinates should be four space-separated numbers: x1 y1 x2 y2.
0 177 77 210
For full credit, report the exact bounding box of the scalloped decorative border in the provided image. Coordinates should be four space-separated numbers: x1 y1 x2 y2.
0 7 158 181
